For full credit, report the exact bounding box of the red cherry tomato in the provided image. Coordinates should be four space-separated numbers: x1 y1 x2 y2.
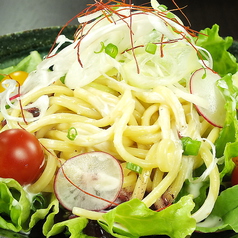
231 166 238 186
0 71 29 92
0 129 45 185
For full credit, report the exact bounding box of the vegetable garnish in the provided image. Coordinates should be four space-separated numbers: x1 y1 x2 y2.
1 0 238 237
189 67 226 128
0 71 29 92
67 127 78 140
94 42 119 58
104 43 119 58
54 152 123 211
145 42 158 54
181 137 201 156
126 162 143 174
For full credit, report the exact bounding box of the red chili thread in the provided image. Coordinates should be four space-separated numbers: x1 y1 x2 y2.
156 203 172 212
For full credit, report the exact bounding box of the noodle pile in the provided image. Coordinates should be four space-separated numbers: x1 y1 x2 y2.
1 73 220 223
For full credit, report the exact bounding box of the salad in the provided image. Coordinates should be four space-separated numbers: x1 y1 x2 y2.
0 0 238 237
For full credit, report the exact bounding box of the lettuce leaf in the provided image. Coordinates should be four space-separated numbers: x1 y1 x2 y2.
42 196 88 238
196 185 238 233
215 74 238 179
0 178 31 232
98 196 196 238
0 178 81 236
45 216 89 238
0 51 42 81
0 178 51 232
196 24 238 76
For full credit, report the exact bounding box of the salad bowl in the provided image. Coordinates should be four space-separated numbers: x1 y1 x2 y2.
0 7 238 238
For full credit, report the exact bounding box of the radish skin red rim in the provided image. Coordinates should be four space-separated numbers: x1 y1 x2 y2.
54 151 123 211
189 68 226 128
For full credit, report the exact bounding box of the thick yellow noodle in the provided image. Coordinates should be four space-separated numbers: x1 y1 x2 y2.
1 72 221 222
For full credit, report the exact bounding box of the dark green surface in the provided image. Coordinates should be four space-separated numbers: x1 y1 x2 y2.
0 28 238 238
0 25 77 68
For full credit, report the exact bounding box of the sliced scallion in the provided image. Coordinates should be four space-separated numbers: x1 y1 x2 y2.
67 127 78 141
126 162 143 174
94 42 105 54
145 43 157 54
181 137 202 156
158 4 168 11
105 43 118 58
60 76 66 84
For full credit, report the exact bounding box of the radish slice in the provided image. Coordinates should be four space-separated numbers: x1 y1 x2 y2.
190 68 226 128
54 151 123 211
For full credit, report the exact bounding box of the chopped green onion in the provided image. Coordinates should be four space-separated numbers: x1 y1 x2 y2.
145 43 157 54
126 162 143 174
94 42 105 54
94 42 118 58
202 69 207 79
181 137 202 156
158 4 168 11
60 75 66 84
157 5 175 19
105 43 118 58
67 127 78 141
166 12 175 19
112 5 120 10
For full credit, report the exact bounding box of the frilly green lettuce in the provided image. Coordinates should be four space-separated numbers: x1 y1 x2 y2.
45 216 88 238
196 185 238 233
196 24 238 76
98 196 196 238
0 178 89 237
215 74 238 178
0 178 54 233
0 178 30 232
0 51 42 81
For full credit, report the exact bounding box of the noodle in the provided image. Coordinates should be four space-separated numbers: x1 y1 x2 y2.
0 68 221 215
191 143 220 222
0 72 221 210
28 150 58 194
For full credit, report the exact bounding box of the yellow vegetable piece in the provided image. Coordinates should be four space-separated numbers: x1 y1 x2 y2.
0 71 29 92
